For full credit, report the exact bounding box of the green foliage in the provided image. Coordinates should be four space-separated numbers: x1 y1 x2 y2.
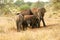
26 2 32 6
0 0 50 16
0 0 14 4
14 0 24 6
20 4 30 11
1 5 11 15
31 2 44 8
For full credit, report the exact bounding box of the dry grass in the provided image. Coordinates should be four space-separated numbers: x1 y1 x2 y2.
0 11 60 40
0 17 17 33
1 24 60 40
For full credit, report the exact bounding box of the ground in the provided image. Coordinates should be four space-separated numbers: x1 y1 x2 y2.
0 11 60 40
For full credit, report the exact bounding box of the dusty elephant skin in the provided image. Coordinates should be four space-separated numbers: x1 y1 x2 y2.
16 13 29 32
16 13 24 32
39 8 46 27
16 15 37 31
16 8 46 32
30 16 39 28
16 10 34 31
31 7 46 27
22 9 41 28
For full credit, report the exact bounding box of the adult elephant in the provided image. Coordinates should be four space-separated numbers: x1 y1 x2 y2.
31 7 46 27
38 8 46 27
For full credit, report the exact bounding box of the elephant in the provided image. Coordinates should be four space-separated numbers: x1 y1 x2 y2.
23 15 38 28
31 7 46 27
16 9 36 31
30 16 39 28
20 9 33 16
16 13 38 31
38 8 46 27
16 8 46 31
16 13 24 32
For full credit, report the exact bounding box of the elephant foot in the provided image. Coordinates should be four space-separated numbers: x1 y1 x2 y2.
37 24 40 28
37 26 40 28
17 30 20 32
43 24 46 27
23 27 27 31
32 26 35 29
44 25 46 27
23 29 26 31
17 28 21 32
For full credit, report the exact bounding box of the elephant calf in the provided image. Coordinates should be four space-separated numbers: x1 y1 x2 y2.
24 15 38 28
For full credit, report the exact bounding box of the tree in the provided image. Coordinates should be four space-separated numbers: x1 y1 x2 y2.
19 4 30 11
31 1 44 8
0 0 15 15
25 2 32 6
14 0 24 6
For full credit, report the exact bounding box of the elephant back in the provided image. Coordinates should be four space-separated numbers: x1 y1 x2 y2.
20 9 33 16
16 13 24 23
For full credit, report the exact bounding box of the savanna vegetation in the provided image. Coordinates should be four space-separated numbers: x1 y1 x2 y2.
0 0 60 40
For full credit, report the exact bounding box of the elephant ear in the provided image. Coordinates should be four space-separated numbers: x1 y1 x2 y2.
41 8 46 13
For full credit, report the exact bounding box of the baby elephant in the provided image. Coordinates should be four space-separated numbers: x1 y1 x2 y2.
24 15 37 28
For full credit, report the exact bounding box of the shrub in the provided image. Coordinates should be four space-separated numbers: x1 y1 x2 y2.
20 4 30 11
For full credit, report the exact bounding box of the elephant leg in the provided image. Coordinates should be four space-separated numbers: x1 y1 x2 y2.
36 19 40 28
22 21 25 31
22 21 28 31
32 22 38 28
17 23 20 32
39 18 42 27
37 21 40 28
32 23 36 28
16 22 21 32
41 18 46 27
30 21 34 28
35 23 38 28
31 22 37 28
32 24 35 28
24 22 28 30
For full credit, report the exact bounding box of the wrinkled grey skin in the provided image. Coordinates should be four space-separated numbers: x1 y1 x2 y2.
16 13 24 32
16 8 46 31
39 8 46 27
20 9 37 28
30 16 39 28
16 14 37 31
16 13 31 31
33 8 46 27
24 15 38 28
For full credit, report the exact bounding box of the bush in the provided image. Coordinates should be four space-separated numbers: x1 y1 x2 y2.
31 2 44 8
20 4 30 11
